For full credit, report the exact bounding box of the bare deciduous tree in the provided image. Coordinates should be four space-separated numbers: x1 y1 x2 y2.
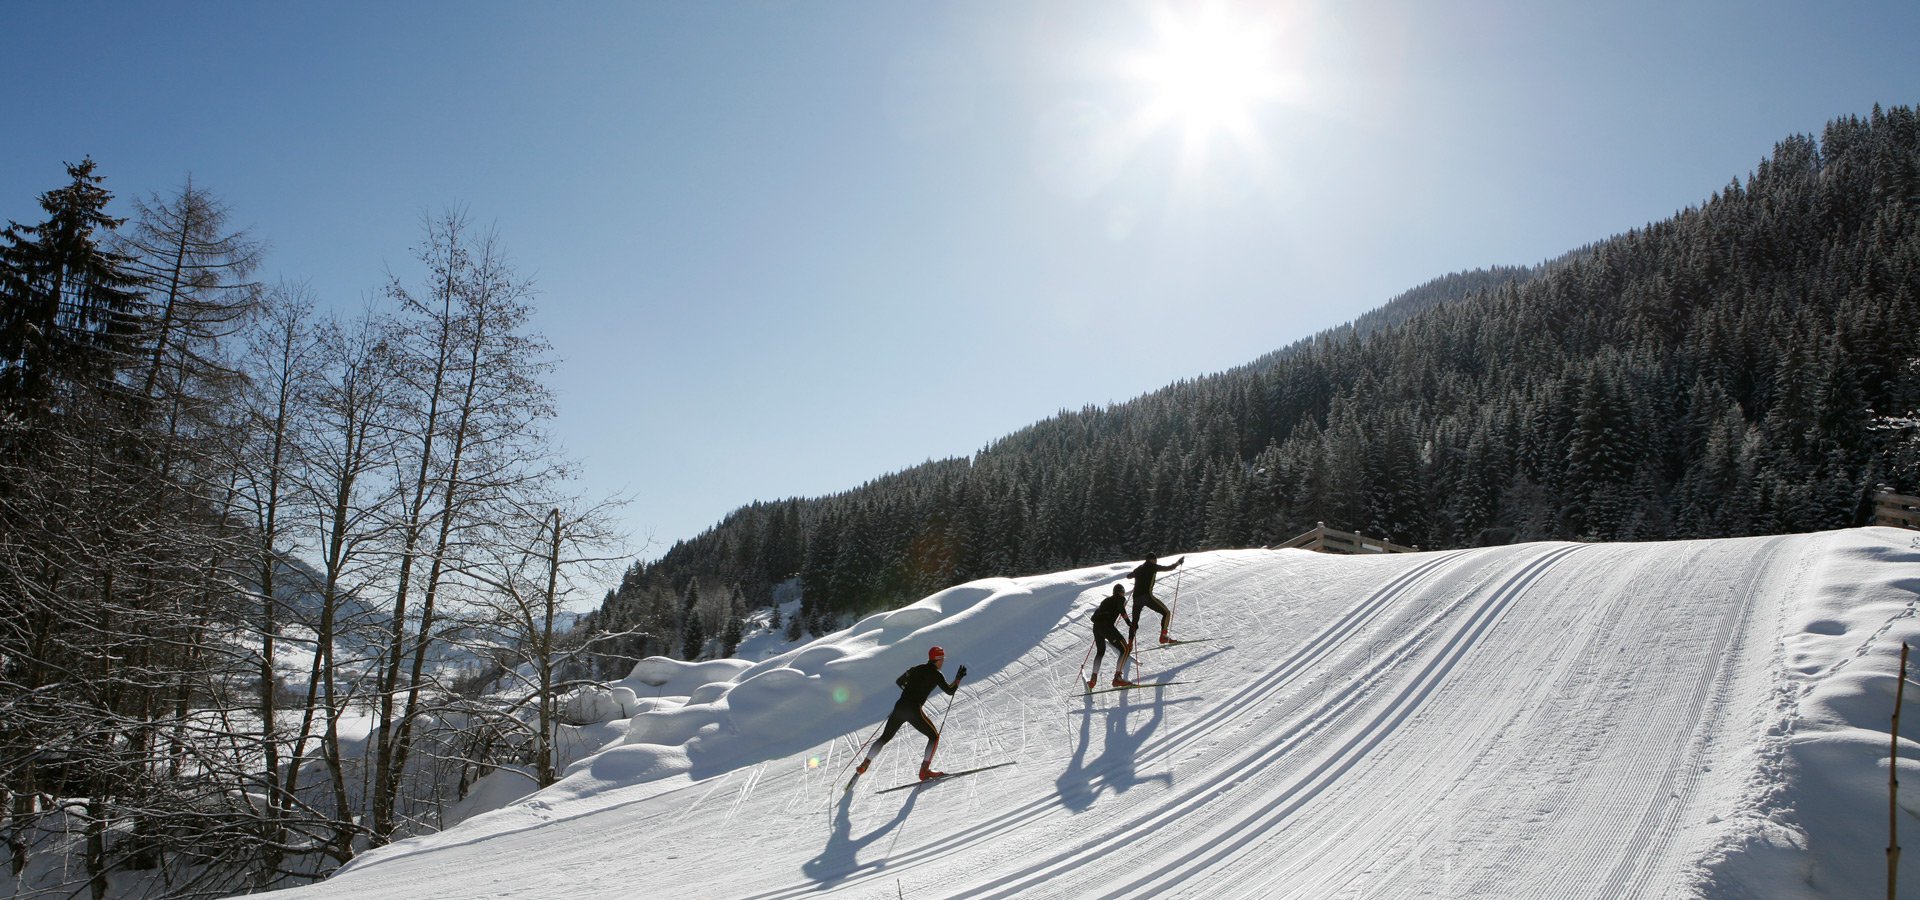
368 210 555 846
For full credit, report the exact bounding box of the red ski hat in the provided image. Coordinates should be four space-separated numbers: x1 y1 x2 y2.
928 646 945 663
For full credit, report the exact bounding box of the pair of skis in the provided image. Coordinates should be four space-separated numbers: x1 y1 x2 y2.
848 761 1017 795
1130 637 1214 655
1083 679 1191 696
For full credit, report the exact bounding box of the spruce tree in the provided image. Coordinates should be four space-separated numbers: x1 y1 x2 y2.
0 159 146 415
679 580 702 659
682 613 706 661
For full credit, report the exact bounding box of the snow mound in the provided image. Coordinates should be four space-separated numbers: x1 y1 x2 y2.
590 572 1113 782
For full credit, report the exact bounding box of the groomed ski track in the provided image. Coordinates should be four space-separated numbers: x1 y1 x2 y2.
288 530 1918 899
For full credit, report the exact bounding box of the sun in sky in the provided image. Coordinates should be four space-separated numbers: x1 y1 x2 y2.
1120 2 1298 177
1032 2 1306 208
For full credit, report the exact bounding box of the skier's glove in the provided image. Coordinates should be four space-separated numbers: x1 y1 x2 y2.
956 665 968 681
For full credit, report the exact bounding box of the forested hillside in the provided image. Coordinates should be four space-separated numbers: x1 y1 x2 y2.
587 106 1920 672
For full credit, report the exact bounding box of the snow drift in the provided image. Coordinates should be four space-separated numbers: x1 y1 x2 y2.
284 528 1920 898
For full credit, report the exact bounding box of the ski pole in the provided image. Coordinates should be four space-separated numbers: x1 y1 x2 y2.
929 674 963 767
1170 566 1186 629
1121 617 1142 682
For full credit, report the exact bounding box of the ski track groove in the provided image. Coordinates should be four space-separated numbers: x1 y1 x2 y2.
1107 548 1525 898
1592 536 1789 899
1081 544 1588 898
1244 536 1793 900
1328 543 1660 899
1399 545 1692 898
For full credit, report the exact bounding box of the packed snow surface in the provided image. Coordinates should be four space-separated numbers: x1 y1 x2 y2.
287 529 1920 898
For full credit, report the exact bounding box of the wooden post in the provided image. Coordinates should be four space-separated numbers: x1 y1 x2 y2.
1893 642 1909 900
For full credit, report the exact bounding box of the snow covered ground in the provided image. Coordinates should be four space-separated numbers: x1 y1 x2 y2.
283 528 1920 898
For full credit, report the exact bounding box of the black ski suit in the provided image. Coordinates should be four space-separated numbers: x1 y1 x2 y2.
1126 556 1184 644
869 662 959 759
1090 590 1132 674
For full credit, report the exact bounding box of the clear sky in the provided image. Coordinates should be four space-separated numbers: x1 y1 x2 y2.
3 1 1915 568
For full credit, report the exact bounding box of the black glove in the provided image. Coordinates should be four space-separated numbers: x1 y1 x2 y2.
955 665 968 681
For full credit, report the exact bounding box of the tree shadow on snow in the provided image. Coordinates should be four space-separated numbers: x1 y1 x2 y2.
803 780 921 887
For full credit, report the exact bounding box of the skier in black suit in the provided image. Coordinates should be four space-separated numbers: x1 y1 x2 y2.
1088 584 1135 690
855 645 966 781
1126 553 1186 649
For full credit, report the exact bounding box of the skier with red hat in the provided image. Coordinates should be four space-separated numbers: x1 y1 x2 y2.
855 645 966 782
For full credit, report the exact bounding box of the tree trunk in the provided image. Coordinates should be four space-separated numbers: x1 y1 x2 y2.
538 508 563 787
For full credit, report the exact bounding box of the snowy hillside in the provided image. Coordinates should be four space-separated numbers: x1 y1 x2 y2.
285 529 1920 898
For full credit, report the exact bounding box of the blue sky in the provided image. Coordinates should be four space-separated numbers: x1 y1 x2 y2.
3 1 1915 568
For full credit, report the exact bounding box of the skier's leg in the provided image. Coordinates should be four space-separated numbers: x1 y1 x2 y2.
1092 623 1126 689
1094 623 1126 683
1098 633 1113 690
860 710 907 773
908 709 944 779
1141 594 1172 641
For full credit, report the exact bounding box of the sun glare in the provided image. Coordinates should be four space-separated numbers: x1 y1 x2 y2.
1123 3 1290 167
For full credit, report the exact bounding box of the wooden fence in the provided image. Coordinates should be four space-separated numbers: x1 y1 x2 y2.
1875 491 1920 531
1273 523 1419 555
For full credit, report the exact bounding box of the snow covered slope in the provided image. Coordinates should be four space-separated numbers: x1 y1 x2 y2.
286 529 1920 898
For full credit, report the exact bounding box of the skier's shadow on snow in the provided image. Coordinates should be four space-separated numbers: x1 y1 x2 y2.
1055 655 1213 812
804 780 921 886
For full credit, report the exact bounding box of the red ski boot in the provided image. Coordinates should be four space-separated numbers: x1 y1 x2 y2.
1111 675 1136 688
919 764 947 782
